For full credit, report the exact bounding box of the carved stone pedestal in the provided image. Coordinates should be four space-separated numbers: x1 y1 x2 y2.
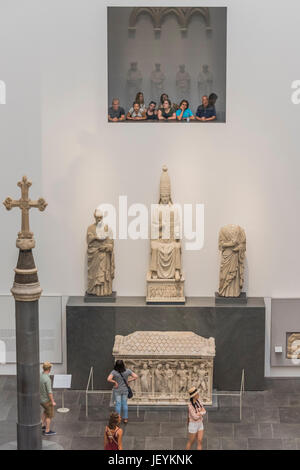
66 296 266 391
146 274 185 304
215 292 247 305
84 291 117 303
113 331 215 405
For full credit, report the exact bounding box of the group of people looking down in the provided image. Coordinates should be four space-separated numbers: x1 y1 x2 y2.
108 91 218 122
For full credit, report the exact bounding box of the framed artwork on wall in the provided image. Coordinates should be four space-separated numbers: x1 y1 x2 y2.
286 333 300 360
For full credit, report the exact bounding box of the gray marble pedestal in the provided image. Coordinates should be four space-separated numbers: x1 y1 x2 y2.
66 296 265 392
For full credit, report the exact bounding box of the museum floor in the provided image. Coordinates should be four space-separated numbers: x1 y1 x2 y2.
1 376 300 450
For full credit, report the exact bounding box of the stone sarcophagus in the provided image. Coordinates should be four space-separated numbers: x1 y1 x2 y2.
112 331 216 405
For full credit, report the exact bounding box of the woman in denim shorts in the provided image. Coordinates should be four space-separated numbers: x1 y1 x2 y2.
186 386 206 450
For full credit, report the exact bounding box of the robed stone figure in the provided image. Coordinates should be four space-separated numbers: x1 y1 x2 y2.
86 209 115 296
146 166 185 303
150 166 182 281
218 224 246 297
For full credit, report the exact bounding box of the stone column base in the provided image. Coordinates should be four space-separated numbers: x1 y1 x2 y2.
146 273 185 304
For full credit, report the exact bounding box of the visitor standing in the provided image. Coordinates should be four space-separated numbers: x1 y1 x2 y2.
104 412 123 450
186 386 206 450
107 360 138 424
40 361 56 436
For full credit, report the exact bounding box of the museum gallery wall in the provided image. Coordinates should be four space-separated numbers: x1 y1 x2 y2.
1 0 300 379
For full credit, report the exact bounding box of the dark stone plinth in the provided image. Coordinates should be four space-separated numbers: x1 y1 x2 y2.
0 440 64 451
84 291 117 303
215 292 247 305
66 296 265 392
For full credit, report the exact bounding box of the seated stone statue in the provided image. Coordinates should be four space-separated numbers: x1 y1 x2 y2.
146 166 185 303
150 166 182 281
218 224 246 297
86 209 115 296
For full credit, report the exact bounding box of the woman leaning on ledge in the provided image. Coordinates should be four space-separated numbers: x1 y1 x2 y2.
158 98 176 120
126 101 147 120
195 95 216 122
176 99 194 121
186 386 206 451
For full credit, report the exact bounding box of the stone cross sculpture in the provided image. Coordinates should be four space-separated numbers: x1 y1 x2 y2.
4 175 47 251
146 166 185 303
86 209 115 299
3 176 47 450
218 224 246 298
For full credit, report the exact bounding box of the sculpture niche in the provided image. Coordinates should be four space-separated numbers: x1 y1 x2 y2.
216 224 247 304
146 166 185 303
85 209 116 302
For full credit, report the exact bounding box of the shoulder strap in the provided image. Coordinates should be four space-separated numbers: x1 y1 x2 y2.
106 426 119 447
119 371 130 391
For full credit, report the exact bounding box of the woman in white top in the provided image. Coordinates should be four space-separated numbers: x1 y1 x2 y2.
186 386 206 450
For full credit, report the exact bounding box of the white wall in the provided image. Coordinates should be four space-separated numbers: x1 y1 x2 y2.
0 0 300 300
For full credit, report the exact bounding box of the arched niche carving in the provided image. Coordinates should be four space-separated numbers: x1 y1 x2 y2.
128 7 212 38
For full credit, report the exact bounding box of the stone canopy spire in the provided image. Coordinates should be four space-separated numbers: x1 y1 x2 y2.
159 165 173 203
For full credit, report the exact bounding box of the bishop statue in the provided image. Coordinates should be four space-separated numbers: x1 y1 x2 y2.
146 166 185 303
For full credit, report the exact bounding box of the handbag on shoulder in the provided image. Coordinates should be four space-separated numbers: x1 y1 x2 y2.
119 372 133 399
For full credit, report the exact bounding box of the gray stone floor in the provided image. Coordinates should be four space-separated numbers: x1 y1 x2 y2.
1 376 300 450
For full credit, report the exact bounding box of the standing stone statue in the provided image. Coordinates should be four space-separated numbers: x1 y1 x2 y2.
150 63 165 104
86 209 115 298
218 224 246 298
140 363 151 393
177 362 188 394
176 64 190 102
154 363 165 393
198 64 213 100
127 61 143 108
146 166 185 303
165 363 174 394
